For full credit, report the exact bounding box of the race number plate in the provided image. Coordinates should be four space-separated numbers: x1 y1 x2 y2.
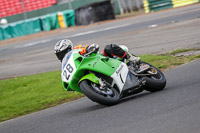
61 51 77 83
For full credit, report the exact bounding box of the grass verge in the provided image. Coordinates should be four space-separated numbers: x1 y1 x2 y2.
0 49 200 122
0 71 84 122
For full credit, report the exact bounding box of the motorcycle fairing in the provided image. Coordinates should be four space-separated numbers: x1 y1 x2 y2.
111 62 129 92
122 71 140 91
61 49 138 94
61 50 121 92
61 50 78 83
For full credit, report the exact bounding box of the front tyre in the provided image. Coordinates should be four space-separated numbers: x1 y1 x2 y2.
79 80 120 106
141 62 166 92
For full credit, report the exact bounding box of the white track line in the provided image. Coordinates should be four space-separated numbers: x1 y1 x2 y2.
14 23 132 49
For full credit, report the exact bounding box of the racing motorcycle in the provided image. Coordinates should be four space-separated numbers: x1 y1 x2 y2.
61 45 166 106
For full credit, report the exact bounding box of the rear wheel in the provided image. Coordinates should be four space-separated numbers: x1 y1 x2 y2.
140 62 166 92
79 80 120 106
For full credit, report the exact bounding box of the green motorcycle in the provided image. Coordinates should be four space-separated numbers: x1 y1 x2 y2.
61 46 166 106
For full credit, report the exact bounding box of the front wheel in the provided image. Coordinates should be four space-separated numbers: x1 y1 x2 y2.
140 62 166 92
79 80 120 106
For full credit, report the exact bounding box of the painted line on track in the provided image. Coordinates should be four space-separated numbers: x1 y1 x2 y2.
14 39 53 49
71 23 132 38
14 23 132 49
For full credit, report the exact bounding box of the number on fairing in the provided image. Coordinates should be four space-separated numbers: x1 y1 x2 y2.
66 64 73 73
63 64 74 80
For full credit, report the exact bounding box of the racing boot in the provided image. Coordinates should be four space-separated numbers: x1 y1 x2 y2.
125 52 141 65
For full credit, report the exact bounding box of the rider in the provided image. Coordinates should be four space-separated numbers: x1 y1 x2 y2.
54 39 140 64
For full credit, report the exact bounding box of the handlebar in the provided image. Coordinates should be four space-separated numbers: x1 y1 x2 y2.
83 48 97 57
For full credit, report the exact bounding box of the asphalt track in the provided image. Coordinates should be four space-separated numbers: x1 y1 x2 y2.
0 4 200 79
0 4 200 133
0 59 200 133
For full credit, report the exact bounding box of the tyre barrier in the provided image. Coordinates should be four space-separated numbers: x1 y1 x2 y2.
144 0 199 13
75 1 115 25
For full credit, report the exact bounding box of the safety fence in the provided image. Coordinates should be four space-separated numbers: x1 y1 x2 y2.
144 0 199 13
0 10 75 41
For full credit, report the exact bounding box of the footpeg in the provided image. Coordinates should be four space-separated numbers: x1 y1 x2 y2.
140 78 146 85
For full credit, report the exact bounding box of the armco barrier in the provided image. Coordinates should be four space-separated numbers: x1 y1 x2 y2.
172 0 199 7
9 18 42 38
1 25 12 40
144 0 200 13
21 18 42 35
0 10 75 41
57 10 75 28
10 22 25 38
148 0 173 12
0 28 3 40
63 10 75 27
40 13 59 31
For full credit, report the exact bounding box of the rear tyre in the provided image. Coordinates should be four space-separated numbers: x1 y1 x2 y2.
141 62 166 92
79 80 120 106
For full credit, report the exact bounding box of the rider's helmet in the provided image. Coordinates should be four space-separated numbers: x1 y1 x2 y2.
54 39 73 61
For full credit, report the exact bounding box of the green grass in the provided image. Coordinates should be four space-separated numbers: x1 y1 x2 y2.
0 71 83 122
0 49 200 122
169 48 200 55
140 54 199 70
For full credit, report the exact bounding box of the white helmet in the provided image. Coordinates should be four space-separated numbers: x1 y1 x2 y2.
54 39 73 61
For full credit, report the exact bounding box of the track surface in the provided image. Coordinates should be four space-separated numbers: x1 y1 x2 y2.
0 4 200 79
0 4 200 133
0 59 200 133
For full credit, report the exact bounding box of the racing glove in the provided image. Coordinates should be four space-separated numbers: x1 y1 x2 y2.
86 43 100 53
